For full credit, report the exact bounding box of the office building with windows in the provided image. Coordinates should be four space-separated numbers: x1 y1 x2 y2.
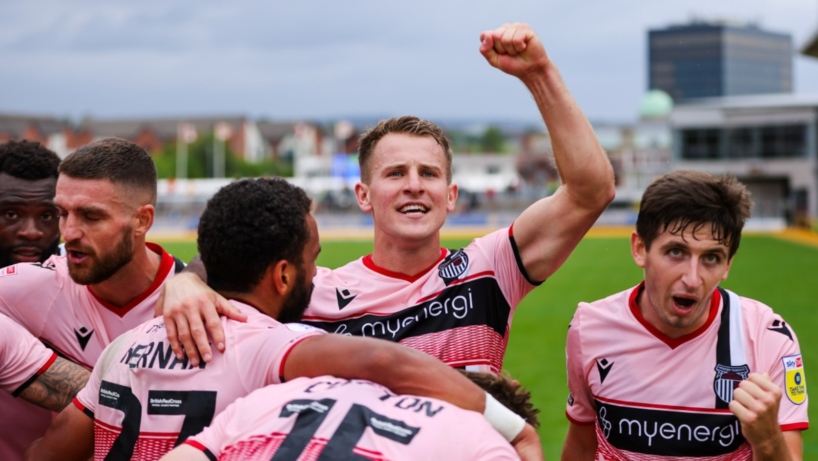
649 21 793 102
670 94 818 226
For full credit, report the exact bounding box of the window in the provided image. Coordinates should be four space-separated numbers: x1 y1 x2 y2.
681 129 721 159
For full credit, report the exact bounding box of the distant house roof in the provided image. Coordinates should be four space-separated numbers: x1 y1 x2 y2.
79 116 246 141
0 114 67 138
257 121 297 143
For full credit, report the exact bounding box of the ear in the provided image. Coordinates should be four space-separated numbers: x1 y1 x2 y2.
721 258 733 281
269 259 296 297
446 183 458 212
631 231 647 269
355 182 372 213
133 204 155 237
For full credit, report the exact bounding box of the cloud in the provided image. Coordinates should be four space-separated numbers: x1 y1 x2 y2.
1 0 817 121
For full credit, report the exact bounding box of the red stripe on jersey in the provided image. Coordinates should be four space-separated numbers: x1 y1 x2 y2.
362 248 446 282
87 243 174 318
565 411 595 426
95 418 180 437
277 334 322 382
35 352 57 375
72 397 86 412
184 440 209 452
40 338 93 369
628 282 721 349
781 422 809 431
73 397 94 419
594 394 734 414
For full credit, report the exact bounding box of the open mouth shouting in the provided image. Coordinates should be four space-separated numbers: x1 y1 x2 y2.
671 295 698 313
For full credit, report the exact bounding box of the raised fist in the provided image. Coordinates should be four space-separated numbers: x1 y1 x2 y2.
479 23 550 80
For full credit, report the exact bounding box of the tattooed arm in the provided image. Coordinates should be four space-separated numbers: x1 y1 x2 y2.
18 357 90 412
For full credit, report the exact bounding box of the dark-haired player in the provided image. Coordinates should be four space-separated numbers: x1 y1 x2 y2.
563 171 808 460
27 178 541 461
0 140 64 459
0 140 61 267
0 138 185 459
161 372 539 461
160 22 615 376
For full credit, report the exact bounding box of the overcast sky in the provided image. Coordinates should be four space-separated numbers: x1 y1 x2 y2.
2 0 818 124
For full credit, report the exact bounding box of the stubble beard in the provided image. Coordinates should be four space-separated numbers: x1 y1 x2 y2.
277 268 314 324
67 229 135 285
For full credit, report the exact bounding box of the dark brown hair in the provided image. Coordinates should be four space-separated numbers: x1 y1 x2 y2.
357 116 453 183
636 170 752 258
59 137 157 205
463 370 540 428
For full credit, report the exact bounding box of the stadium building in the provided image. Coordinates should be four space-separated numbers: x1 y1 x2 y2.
670 94 818 228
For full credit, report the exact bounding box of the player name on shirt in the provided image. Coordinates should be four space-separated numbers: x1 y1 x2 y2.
119 339 205 371
302 379 447 419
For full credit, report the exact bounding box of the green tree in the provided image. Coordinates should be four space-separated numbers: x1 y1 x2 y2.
152 132 293 179
480 126 506 153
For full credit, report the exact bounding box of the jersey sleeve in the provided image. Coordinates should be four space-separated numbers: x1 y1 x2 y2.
0 261 61 336
476 227 539 312
753 310 809 431
236 322 326 390
0 313 57 395
565 304 596 425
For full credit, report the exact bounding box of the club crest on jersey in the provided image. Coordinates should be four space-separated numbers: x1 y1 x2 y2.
438 249 469 286
0 265 17 277
713 364 750 404
783 354 807 405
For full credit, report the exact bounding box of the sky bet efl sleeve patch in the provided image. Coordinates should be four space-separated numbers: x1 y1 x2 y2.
782 354 807 405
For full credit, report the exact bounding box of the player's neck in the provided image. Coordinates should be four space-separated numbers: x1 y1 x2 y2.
370 234 442 277
222 292 273 318
88 243 162 307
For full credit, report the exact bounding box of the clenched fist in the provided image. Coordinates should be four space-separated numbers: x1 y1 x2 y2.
479 23 550 81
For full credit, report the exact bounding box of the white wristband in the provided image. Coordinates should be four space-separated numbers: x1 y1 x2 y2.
482 392 526 442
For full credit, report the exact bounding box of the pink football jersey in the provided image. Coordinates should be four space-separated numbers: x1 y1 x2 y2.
0 243 178 460
0 313 55 396
302 226 538 373
74 301 324 461
566 284 809 460
186 376 519 461
0 313 58 461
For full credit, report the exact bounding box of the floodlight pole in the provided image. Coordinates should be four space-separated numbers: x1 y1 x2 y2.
176 123 188 180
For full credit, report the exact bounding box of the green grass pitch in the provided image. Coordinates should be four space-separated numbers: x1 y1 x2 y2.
157 235 817 458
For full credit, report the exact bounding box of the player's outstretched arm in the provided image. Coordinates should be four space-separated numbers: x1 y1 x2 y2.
561 422 597 460
479 23 615 283
729 373 803 461
17 357 90 412
23 403 93 461
284 335 485 410
283 334 535 455
157 261 247 367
